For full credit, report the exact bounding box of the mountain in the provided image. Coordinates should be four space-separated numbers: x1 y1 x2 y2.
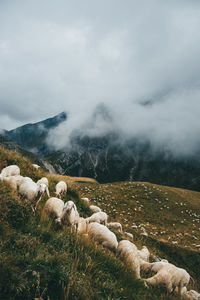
3 111 67 156
2 111 200 191
0 134 55 173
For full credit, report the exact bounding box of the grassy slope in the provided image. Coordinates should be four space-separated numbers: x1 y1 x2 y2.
68 180 200 290
0 147 199 299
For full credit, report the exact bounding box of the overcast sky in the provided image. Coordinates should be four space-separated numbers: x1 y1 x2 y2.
0 0 200 155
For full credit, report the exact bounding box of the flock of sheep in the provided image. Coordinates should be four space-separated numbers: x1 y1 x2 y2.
0 164 200 300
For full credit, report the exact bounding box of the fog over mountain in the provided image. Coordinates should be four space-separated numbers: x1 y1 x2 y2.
0 0 200 156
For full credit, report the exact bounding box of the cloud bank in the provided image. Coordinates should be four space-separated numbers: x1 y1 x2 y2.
0 0 200 156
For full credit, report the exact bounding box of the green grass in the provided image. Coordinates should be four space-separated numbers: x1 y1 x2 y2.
0 146 199 299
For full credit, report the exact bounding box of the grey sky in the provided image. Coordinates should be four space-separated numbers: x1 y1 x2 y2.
0 0 200 155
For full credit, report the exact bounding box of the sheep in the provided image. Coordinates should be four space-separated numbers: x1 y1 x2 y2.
55 180 67 198
0 165 20 177
64 200 79 232
107 222 123 233
145 263 191 295
183 290 200 300
44 197 66 224
19 181 50 212
77 217 88 234
32 164 40 169
89 205 101 213
138 246 150 262
88 222 118 252
124 232 133 240
37 177 49 187
81 197 90 203
117 240 141 279
86 212 108 225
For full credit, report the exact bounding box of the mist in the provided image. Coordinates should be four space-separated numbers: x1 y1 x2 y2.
0 0 200 156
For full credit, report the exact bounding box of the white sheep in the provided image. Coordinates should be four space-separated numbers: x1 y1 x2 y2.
64 200 79 232
86 212 108 225
89 205 101 213
138 246 150 262
32 164 40 169
37 177 49 187
107 222 123 233
124 232 133 240
117 240 141 279
81 197 90 203
55 180 67 198
0 165 20 177
19 181 50 212
145 262 191 295
44 197 66 224
88 222 118 252
77 217 88 234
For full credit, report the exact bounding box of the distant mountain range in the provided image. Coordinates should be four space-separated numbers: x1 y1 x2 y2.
2 111 200 191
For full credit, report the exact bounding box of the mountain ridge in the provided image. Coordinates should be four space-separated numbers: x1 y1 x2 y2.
2 111 200 191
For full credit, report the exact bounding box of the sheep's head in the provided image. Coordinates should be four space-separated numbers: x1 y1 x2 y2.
64 201 77 214
38 184 50 197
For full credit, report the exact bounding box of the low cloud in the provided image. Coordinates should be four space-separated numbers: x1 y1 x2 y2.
0 0 200 156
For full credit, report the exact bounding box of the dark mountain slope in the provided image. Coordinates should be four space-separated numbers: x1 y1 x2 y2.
4 112 67 156
2 111 200 191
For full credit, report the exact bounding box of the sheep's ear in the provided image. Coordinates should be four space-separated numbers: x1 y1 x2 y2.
46 186 50 197
73 204 77 212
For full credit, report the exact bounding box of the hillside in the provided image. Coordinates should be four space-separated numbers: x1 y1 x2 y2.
0 134 55 174
0 147 200 299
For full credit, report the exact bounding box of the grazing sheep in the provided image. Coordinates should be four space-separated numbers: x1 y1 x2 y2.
145 263 191 295
107 222 123 233
81 197 90 203
55 181 67 198
37 177 49 187
0 165 20 177
44 197 66 224
64 201 79 232
32 164 40 169
88 222 118 252
77 217 88 234
138 246 150 262
86 212 108 225
117 240 141 279
124 232 133 240
89 205 101 213
19 181 50 212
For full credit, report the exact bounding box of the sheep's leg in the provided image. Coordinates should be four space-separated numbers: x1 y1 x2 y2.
146 274 161 287
35 196 42 210
178 282 185 297
31 205 35 214
166 281 173 293
134 265 141 279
